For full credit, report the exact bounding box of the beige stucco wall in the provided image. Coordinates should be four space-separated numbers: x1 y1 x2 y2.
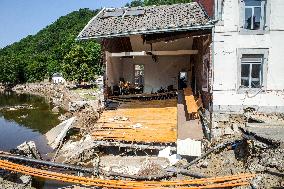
122 56 190 93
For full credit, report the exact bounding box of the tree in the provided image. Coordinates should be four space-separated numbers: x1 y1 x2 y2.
0 9 101 85
126 0 144 7
126 0 192 6
62 42 101 83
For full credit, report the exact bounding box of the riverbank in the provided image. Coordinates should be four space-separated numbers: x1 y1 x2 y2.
0 82 104 188
11 82 104 131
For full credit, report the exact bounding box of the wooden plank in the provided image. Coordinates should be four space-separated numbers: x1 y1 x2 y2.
92 99 177 143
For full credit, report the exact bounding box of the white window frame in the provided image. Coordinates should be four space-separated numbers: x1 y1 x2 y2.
239 0 271 34
237 48 269 93
240 56 263 88
244 4 262 30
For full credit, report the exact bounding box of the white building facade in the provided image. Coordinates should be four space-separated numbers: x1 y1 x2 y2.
212 0 284 113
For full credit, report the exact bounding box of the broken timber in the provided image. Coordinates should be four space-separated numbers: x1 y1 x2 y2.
0 159 256 188
94 140 176 151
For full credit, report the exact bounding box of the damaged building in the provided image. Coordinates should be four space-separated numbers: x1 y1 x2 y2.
77 0 284 154
77 2 213 156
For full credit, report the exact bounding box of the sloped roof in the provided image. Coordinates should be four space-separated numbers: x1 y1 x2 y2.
77 2 213 40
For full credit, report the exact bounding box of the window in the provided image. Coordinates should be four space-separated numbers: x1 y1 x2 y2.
240 0 270 34
241 55 263 88
238 49 268 91
134 65 144 86
244 0 262 30
216 0 224 21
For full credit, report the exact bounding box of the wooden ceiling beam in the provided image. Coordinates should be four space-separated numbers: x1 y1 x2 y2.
109 50 198 57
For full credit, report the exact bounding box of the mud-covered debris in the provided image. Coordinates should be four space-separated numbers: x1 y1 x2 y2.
16 141 42 160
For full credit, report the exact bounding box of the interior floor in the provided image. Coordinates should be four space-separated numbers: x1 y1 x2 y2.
92 99 177 143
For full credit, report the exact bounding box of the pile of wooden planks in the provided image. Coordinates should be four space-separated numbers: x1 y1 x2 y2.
92 99 177 143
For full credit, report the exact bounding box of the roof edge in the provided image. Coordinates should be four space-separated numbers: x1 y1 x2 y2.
77 24 214 40
76 8 106 41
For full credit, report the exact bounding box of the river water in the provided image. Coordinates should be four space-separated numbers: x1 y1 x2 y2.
0 92 75 188
0 92 61 154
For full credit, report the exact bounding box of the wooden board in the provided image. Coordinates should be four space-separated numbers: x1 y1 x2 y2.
92 99 177 143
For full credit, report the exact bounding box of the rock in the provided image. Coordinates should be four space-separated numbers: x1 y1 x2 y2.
168 154 182 166
99 156 169 176
52 106 60 113
211 128 223 138
68 101 88 112
56 135 99 164
224 127 234 135
17 141 42 160
58 114 67 121
232 123 240 133
18 114 28 119
19 175 32 185
200 161 209 168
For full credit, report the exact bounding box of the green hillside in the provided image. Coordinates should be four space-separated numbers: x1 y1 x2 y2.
0 8 102 85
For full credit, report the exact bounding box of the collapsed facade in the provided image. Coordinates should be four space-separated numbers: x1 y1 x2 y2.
77 0 284 152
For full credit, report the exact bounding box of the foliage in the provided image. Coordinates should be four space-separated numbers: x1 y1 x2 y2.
126 0 192 6
0 8 102 85
62 42 101 82
125 0 144 7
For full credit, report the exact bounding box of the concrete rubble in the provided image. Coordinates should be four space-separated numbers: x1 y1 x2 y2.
45 117 77 149
16 141 42 160
0 177 35 189
1 83 283 189
99 156 169 177
55 135 99 164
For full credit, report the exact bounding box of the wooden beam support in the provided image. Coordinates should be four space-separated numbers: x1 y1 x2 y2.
110 51 146 57
152 50 198 56
109 50 198 57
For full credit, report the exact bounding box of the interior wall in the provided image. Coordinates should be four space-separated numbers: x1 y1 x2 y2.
105 35 195 93
106 56 123 89
122 56 191 93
